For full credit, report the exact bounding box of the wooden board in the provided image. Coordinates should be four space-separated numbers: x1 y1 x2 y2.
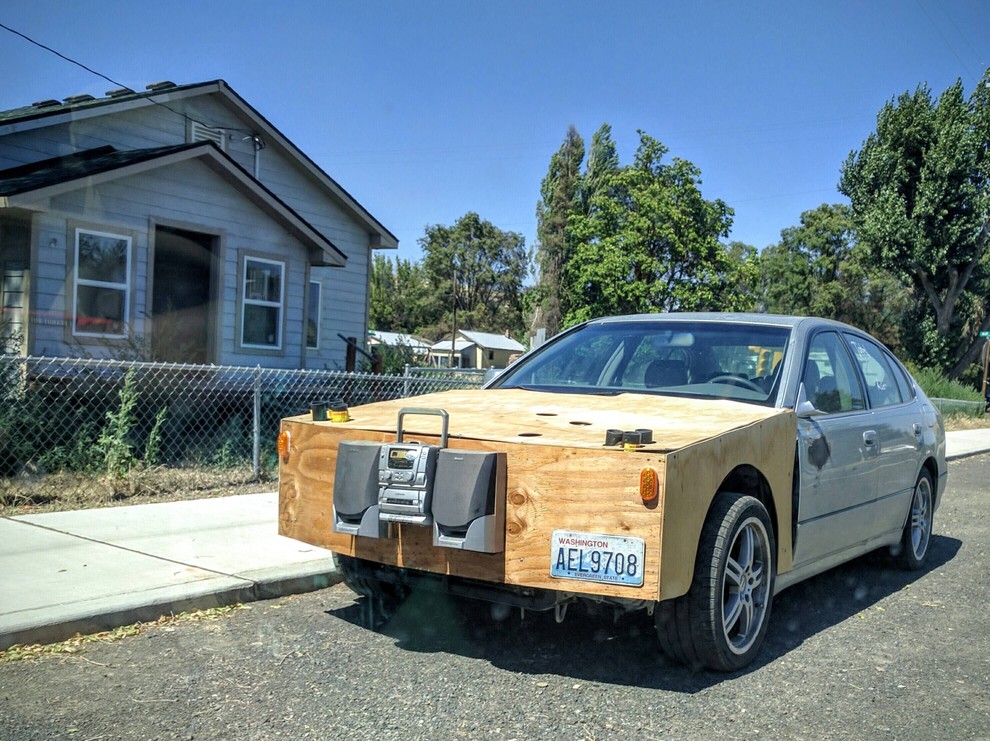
278 388 796 602
281 388 787 450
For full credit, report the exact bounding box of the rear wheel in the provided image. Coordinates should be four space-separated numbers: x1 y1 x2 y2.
895 470 933 570
656 492 775 672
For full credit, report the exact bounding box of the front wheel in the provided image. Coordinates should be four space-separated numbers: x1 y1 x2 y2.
656 492 776 672
333 553 408 626
895 469 934 570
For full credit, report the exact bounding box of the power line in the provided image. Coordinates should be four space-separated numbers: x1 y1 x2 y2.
0 20 129 91
0 20 256 138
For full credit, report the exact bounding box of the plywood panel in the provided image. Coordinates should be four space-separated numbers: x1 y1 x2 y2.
279 390 795 602
281 388 787 451
658 412 796 600
279 416 668 600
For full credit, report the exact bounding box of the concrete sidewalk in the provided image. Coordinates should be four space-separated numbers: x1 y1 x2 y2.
2 429 988 651
0 494 337 650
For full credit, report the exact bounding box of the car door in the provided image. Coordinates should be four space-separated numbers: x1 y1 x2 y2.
793 331 879 567
842 332 920 539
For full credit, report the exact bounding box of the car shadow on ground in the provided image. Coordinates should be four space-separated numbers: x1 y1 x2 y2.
325 534 961 692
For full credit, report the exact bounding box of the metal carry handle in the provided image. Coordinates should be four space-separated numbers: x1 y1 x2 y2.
396 407 449 447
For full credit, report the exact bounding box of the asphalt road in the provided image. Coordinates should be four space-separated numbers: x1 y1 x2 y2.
2 455 988 740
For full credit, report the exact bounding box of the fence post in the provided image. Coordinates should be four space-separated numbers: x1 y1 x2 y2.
404 364 411 398
252 365 261 480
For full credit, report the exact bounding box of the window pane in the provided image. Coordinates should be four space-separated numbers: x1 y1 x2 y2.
245 260 281 302
803 332 865 413
306 281 320 349
242 304 279 346
78 232 128 283
845 334 905 407
75 285 125 334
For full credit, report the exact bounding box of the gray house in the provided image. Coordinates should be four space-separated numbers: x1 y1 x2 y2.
0 80 396 368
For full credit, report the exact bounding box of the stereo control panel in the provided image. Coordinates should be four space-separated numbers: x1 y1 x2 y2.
377 442 439 525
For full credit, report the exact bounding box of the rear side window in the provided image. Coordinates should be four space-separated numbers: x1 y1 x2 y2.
844 334 906 408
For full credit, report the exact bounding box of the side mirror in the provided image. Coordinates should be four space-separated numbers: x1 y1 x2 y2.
795 382 826 418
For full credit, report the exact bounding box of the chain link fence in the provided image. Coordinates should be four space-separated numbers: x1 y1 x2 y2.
0 355 486 482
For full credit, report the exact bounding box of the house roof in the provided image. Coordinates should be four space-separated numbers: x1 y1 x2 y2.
368 330 431 350
458 330 526 352
0 142 347 267
0 79 398 249
430 339 474 353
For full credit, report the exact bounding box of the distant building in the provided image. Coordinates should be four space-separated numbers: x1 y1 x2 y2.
368 330 431 358
429 330 526 369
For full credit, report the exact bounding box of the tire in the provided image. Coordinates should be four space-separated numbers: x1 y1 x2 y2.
333 553 408 625
895 469 934 570
656 492 776 672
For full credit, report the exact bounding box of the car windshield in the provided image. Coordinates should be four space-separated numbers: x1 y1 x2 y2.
493 319 791 406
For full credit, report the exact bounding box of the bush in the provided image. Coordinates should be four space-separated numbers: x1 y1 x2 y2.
905 363 983 402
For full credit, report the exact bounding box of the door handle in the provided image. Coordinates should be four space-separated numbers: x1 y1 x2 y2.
913 423 923 437
863 430 878 447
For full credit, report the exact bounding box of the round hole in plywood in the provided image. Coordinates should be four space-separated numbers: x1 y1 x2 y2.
518 432 543 437
569 421 592 426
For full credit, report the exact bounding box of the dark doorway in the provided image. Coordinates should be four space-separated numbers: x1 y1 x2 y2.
152 226 215 364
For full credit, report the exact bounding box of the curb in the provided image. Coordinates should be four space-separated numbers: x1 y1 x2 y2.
0 568 341 651
946 449 990 462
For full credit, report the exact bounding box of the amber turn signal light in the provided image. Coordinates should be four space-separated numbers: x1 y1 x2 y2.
277 430 291 462
640 467 659 503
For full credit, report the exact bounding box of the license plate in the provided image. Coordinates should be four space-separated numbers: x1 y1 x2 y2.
550 530 645 587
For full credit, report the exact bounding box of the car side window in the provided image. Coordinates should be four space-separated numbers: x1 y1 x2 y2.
844 334 906 408
891 354 915 401
803 332 865 413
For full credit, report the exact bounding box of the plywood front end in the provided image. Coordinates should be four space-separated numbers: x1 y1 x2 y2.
278 389 796 603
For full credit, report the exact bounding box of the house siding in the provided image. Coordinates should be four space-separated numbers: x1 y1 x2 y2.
26 158 310 367
259 157 371 369
1 86 386 370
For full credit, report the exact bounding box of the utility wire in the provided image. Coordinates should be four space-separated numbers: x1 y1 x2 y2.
0 20 129 91
0 20 258 139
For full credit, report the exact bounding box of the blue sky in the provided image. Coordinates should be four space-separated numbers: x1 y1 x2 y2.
2 1 988 267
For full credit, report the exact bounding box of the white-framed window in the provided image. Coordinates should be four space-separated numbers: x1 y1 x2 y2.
241 256 284 349
73 228 130 338
306 280 321 349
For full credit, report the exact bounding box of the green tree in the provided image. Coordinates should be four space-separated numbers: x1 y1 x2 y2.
420 212 529 338
758 204 909 350
534 126 585 338
369 254 431 335
581 123 619 213
561 131 737 325
724 241 762 312
839 70 990 376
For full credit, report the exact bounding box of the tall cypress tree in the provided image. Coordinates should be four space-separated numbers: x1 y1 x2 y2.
534 126 584 338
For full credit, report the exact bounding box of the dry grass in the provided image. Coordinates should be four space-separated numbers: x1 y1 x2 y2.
0 465 274 517
943 412 990 431
0 604 249 663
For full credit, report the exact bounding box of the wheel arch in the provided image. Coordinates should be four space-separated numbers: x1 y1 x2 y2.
657 413 796 602
659 460 791 602
717 464 778 546
921 455 940 504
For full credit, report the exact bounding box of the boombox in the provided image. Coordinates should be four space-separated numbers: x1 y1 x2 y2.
331 408 505 553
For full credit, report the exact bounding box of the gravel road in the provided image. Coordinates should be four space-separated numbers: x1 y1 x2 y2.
2 455 988 740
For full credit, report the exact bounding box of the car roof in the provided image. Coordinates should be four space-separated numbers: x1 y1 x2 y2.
585 312 860 334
